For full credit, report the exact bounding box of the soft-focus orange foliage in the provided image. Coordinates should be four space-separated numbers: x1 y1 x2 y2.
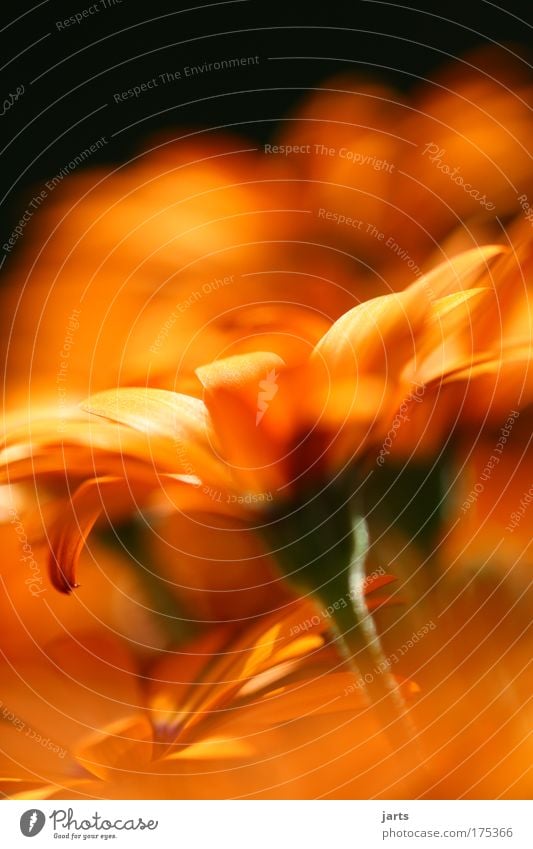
3 50 532 412
1 135 354 409
442 430 532 576
0 589 420 800
403 578 532 799
281 49 533 288
148 510 293 623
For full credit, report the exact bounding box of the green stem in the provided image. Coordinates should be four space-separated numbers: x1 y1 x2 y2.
262 484 421 762
316 516 420 758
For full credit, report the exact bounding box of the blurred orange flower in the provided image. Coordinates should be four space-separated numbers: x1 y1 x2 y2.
4 49 532 416
1 245 505 592
280 48 533 290
0 585 418 801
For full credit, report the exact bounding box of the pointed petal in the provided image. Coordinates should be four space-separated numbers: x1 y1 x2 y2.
82 388 208 441
74 715 153 781
50 473 214 593
1 416 197 483
312 287 429 383
410 287 491 383
196 352 288 494
442 343 532 384
49 476 125 593
411 244 506 300
82 388 230 490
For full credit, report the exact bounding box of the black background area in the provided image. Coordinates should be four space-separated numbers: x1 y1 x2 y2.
0 0 531 240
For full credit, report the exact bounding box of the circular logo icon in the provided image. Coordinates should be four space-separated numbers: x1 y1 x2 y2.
20 810 46 837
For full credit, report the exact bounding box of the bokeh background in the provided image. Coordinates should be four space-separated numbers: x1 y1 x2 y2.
2 0 532 237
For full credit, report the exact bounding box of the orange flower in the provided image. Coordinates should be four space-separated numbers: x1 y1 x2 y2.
6 48 532 419
380 217 532 461
0 134 353 412
0 586 417 801
147 509 294 623
1 245 504 593
279 47 533 291
2 244 512 760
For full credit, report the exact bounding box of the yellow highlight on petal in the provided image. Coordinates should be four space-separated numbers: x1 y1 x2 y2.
166 737 253 761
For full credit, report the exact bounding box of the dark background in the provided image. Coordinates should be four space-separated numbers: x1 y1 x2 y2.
1 0 531 246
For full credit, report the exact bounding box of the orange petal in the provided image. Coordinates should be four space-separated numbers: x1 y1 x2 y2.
312 286 429 388
1 416 200 483
74 715 153 781
410 287 492 383
196 352 288 494
49 476 129 593
82 388 228 489
411 245 506 300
